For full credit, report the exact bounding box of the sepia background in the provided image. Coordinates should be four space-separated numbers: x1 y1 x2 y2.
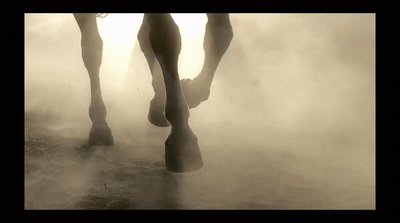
25 13 375 209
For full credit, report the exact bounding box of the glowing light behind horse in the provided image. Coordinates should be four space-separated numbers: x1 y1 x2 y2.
96 13 206 80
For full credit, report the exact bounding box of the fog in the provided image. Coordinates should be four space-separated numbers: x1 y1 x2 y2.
25 13 375 209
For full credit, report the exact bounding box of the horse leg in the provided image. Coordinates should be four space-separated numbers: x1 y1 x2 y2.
146 13 203 172
137 15 170 127
73 13 114 146
181 13 233 108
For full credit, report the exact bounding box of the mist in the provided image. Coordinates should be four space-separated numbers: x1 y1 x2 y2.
25 13 375 209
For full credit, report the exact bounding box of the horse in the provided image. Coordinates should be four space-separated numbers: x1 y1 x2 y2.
73 13 233 172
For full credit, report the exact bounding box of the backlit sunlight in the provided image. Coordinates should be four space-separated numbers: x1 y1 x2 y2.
97 13 207 79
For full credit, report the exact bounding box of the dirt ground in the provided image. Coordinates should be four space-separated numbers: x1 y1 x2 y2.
25 13 375 209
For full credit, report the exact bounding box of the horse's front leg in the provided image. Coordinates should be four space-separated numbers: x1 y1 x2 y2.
74 13 114 146
146 13 203 172
181 13 233 108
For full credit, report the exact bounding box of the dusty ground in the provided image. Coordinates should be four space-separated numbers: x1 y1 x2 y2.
25 13 375 209
24 110 375 209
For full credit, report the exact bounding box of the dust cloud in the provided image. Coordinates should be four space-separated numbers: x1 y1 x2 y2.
25 13 375 209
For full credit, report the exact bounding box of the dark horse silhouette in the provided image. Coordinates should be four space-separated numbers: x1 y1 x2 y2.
73 13 233 172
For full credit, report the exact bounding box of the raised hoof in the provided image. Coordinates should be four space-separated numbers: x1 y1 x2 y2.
88 125 114 146
165 128 203 172
180 78 210 109
148 98 170 127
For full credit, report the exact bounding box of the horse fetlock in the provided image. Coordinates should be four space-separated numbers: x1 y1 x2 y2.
89 104 107 121
164 107 189 128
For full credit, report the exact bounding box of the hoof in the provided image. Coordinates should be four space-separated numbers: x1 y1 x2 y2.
148 98 170 127
180 78 210 109
88 125 114 146
165 127 203 172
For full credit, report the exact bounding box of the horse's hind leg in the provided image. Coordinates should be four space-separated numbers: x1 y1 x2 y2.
74 13 114 146
138 15 170 127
